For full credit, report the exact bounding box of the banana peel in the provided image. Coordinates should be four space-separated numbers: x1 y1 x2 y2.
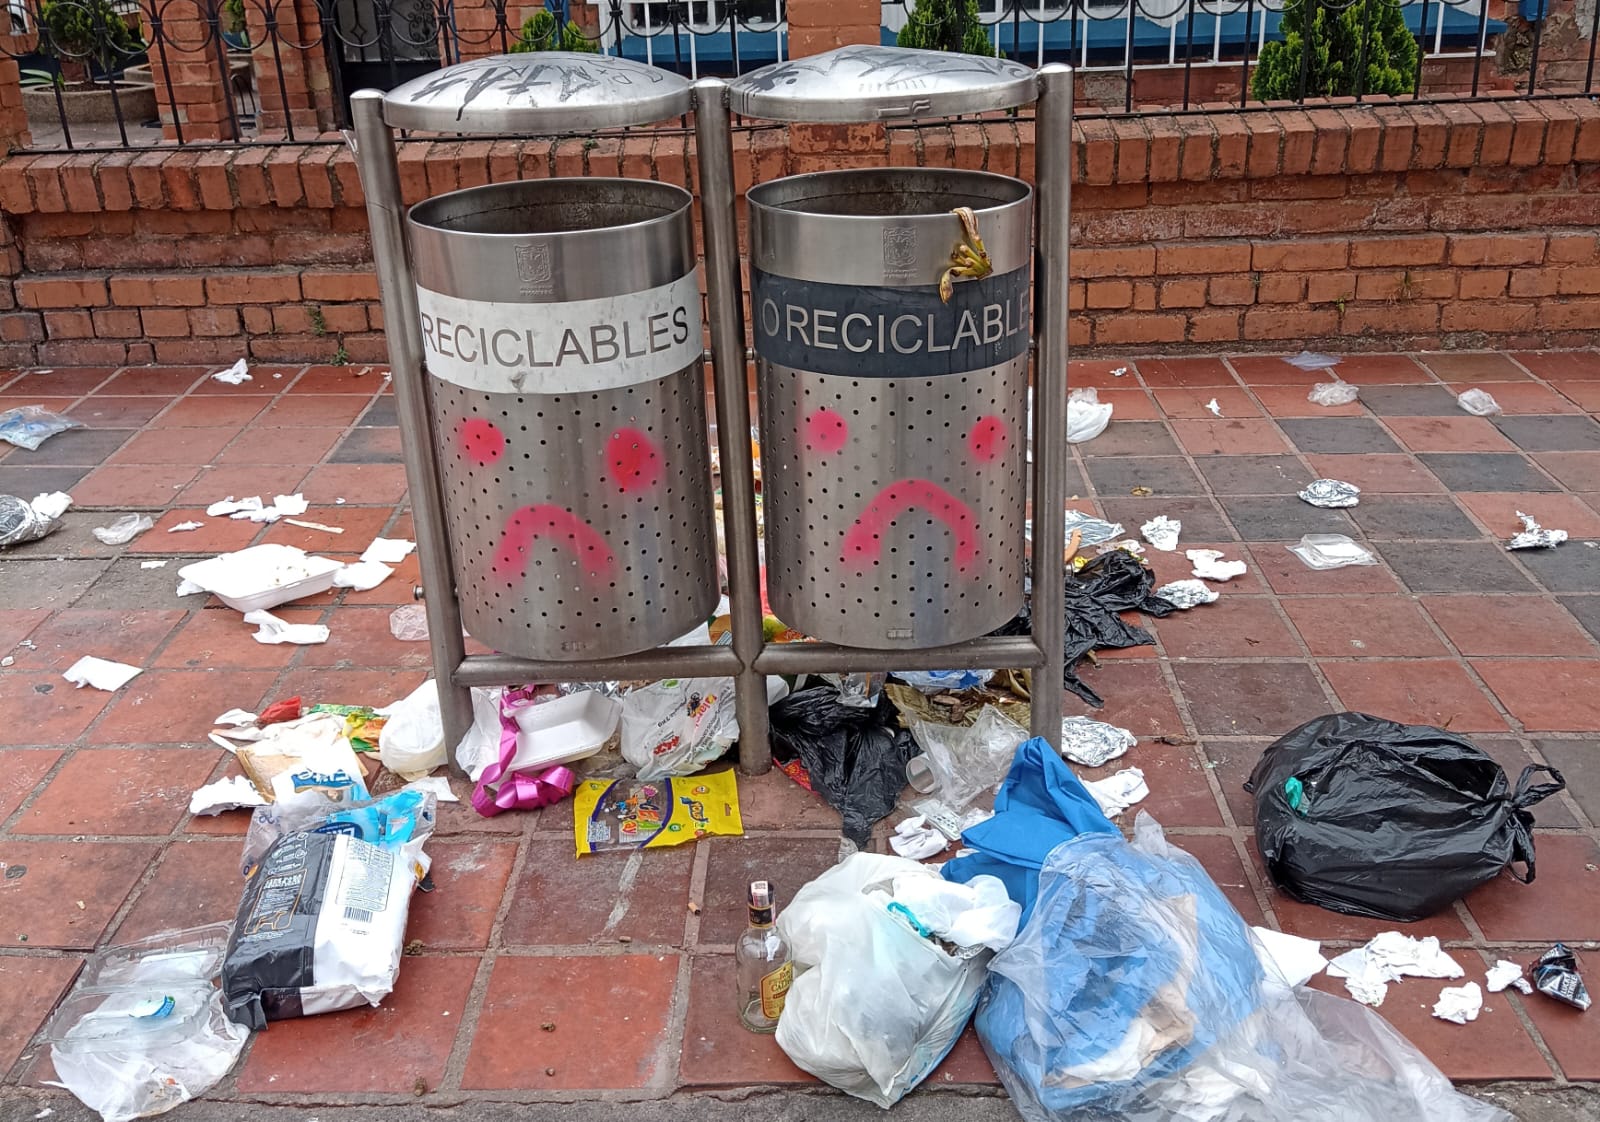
938 206 993 303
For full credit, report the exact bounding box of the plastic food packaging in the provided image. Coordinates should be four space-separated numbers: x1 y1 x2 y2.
770 686 920 848
227 712 370 805
572 770 742 856
305 703 387 753
1287 533 1376 569
223 827 428 1028
976 811 1511 1122
1308 380 1360 406
1067 386 1113 444
1285 350 1341 371
821 671 885 708
1533 943 1590 1011
1457 387 1502 416
909 705 1029 811
774 853 1019 1106
177 544 344 612
893 668 994 694
621 677 740 781
0 490 71 547
1058 510 1125 546
46 924 247 1122
377 678 448 780
92 513 154 546
0 404 82 450
239 786 437 877
1248 712 1565 921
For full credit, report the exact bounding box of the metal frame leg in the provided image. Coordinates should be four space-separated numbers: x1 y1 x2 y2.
1029 65 1074 749
350 90 474 774
693 78 772 775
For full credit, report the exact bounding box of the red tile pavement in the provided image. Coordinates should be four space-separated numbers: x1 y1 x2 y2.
1422 596 1600 657
236 955 478 1093
1 351 1598 1105
1319 660 1509 731
462 954 680 1090
1470 660 1600 732
1519 980 1600 1080
16 747 220 836
1281 595 1450 658
0 957 83 1073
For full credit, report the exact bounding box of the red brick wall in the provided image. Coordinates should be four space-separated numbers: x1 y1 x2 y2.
0 97 1596 367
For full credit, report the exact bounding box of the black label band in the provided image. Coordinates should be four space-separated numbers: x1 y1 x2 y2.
751 266 1031 379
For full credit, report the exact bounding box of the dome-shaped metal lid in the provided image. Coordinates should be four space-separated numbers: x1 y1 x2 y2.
383 53 692 134
728 45 1037 123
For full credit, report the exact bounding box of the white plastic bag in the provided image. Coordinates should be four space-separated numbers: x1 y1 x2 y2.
378 678 447 779
1308 380 1359 406
1457 388 1502 417
775 853 1019 1107
621 677 740 780
1068 387 1114 444
910 705 1028 811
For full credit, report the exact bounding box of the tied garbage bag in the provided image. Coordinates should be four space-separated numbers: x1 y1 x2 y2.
769 686 919 849
993 551 1176 708
1247 712 1565 922
774 852 1020 1107
979 814 1511 1122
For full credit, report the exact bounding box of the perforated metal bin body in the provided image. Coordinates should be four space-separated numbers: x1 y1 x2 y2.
748 168 1032 650
407 178 718 660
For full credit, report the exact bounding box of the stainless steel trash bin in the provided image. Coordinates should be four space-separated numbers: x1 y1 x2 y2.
390 59 718 662
748 168 1032 649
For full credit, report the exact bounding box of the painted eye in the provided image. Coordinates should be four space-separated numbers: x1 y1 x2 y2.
967 415 1008 462
458 417 506 465
606 427 662 493
803 408 849 455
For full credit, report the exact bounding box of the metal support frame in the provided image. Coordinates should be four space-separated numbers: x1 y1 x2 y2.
350 89 474 776
352 67 1072 777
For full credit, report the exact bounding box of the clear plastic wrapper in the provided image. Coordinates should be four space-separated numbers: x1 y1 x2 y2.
1308 380 1359 406
92 513 154 545
909 705 1029 811
894 669 994 694
1285 350 1341 371
977 813 1512 1122
0 404 81 449
1287 534 1376 569
822 671 885 708
1457 388 1502 416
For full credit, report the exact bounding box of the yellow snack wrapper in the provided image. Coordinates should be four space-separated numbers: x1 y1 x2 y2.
573 770 743 857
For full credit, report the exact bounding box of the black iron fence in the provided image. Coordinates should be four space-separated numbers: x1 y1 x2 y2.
1 0 1594 152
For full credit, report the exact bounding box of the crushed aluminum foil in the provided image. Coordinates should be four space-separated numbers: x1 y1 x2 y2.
1507 511 1567 550
1140 515 1181 552
1298 478 1361 509
1060 716 1136 768
1155 578 1220 610
1060 510 1125 546
1095 538 1146 558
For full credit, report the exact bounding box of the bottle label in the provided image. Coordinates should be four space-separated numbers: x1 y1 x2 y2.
759 961 793 1020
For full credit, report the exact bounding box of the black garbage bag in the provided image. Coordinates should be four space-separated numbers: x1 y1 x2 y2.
1246 712 1565 922
992 550 1176 707
769 686 918 848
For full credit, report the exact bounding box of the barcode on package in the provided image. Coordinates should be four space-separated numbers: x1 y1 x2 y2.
336 840 395 925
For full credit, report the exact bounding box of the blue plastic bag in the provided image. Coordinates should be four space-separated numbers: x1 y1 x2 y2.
941 737 1117 924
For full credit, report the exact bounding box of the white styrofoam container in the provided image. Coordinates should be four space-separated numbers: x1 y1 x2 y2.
177 544 344 613
508 691 622 771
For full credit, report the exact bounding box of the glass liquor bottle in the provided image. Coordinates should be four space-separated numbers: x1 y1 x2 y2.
735 879 792 1033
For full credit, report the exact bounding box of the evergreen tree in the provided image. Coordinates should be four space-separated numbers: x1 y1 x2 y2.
896 0 995 56
1252 0 1419 100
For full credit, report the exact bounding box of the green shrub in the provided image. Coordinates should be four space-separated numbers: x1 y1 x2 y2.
896 0 994 56
509 9 598 53
1252 0 1419 100
40 0 143 83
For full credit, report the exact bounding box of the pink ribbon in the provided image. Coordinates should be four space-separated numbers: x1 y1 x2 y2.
470 685 577 818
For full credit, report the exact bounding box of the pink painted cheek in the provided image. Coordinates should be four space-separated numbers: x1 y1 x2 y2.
459 417 506 465
804 408 849 456
607 427 662 493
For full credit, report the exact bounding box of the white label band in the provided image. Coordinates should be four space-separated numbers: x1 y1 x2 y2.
416 274 703 394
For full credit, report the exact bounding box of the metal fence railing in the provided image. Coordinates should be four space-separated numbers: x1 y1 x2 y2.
1 0 1594 152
